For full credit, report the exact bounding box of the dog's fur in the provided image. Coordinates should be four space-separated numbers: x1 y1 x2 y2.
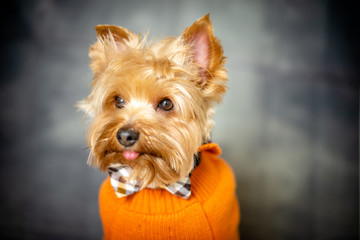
78 14 227 189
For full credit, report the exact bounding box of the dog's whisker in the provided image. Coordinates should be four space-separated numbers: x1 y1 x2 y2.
83 138 109 151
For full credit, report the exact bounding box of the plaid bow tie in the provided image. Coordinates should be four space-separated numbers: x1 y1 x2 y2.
108 165 191 199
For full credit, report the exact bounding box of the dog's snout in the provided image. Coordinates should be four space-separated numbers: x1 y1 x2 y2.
117 128 139 147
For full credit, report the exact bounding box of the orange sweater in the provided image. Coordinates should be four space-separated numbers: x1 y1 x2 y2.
99 143 240 239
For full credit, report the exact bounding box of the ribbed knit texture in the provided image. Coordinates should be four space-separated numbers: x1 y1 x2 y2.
99 143 240 239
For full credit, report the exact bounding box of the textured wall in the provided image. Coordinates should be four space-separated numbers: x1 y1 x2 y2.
0 0 358 239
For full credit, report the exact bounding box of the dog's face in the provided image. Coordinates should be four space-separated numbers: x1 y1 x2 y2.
78 14 227 188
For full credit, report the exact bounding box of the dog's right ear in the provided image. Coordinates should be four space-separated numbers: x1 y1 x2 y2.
94 25 137 49
89 25 137 76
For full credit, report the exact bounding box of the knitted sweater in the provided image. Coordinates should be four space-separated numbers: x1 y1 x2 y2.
99 143 240 239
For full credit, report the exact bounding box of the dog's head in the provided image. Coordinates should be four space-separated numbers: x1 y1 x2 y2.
78 14 227 188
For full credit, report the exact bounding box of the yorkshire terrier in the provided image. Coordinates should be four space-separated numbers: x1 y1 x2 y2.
78 14 239 239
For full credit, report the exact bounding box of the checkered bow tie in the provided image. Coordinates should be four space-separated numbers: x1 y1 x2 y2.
108 165 192 199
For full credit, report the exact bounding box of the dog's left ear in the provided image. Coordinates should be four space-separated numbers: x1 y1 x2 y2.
182 14 227 101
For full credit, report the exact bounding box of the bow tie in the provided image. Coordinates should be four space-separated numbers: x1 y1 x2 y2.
108 165 192 199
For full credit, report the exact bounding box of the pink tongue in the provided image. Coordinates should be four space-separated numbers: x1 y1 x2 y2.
123 150 140 160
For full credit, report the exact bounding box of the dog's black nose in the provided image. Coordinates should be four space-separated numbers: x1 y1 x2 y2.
117 128 139 147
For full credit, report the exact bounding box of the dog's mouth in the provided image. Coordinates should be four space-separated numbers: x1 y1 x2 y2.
123 150 140 160
104 149 160 161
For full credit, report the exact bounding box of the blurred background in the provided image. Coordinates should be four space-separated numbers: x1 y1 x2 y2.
0 0 358 239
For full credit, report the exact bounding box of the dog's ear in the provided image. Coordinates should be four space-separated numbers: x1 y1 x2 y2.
89 25 137 76
94 25 137 50
182 14 227 102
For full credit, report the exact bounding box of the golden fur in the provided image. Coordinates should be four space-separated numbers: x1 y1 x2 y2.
78 14 228 188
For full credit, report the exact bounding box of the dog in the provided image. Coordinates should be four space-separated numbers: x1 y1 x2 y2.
78 14 240 240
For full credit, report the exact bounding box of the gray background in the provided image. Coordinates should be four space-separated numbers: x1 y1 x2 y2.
0 0 358 239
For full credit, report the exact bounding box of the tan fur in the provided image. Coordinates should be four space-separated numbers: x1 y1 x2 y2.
78 14 227 188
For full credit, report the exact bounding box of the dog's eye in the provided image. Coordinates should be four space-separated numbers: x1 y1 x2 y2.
115 96 126 108
158 99 173 111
